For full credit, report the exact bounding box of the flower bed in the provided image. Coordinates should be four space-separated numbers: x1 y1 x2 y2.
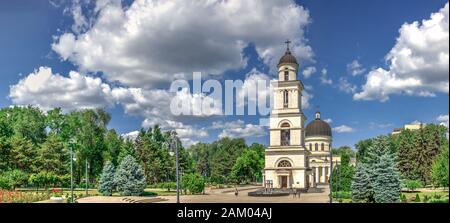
0 190 51 203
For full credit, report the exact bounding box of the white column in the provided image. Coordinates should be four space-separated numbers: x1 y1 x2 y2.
322 166 326 183
315 167 319 183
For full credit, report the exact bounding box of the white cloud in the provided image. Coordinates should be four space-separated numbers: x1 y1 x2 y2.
211 119 245 130
346 60 366 76
320 68 333 85
218 119 267 138
52 0 313 88
121 131 140 140
354 3 449 101
333 125 354 133
9 66 113 111
302 66 316 79
338 77 357 94
369 122 393 129
437 114 449 128
323 118 333 124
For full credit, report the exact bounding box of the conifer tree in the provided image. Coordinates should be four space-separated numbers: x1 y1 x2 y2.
114 155 146 196
351 163 374 202
98 161 116 196
372 153 401 203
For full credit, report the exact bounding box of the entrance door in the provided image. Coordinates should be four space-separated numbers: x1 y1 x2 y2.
280 176 288 188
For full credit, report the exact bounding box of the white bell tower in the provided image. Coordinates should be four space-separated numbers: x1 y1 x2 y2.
263 40 310 190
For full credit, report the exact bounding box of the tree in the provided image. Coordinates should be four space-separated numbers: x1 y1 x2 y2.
403 179 422 192
230 148 264 184
98 161 116 196
431 143 449 188
10 136 36 173
352 163 374 203
332 152 355 192
332 146 356 157
355 139 372 163
372 153 401 203
104 130 122 167
114 155 146 196
37 133 68 175
181 173 205 194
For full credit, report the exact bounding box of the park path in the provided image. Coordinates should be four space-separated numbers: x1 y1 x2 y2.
75 185 330 203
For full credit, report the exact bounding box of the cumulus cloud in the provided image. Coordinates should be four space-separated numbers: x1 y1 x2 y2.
437 114 449 128
9 66 113 111
338 77 357 94
346 60 366 76
354 3 449 102
302 66 316 79
52 0 313 88
333 125 354 133
217 119 267 138
320 68 333 85
323 118 333 124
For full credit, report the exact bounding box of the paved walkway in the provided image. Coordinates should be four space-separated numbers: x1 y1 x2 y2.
76 185 330 203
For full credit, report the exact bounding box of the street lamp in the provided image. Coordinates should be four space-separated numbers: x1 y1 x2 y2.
169 132 180 203
85 159 89 196
69 138 77 203
329 149 333 204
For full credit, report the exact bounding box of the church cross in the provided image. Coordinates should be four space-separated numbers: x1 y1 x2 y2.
285 39 291 50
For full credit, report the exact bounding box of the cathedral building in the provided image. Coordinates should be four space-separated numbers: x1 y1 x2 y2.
263 42 332 189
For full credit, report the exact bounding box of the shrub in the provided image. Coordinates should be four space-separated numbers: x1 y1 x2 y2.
423 195 430 202
427 198 449 203
181 173 205 194
0 170 28 190
98 161 115 196
114 155 146 196
414 194 421 202
403 180 422 192
400 194 407 203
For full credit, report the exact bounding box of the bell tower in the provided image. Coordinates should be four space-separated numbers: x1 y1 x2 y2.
263 40 310 190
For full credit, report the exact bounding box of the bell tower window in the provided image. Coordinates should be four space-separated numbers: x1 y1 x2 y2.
283 90 289 108
280 122 290 146
284 69 289 81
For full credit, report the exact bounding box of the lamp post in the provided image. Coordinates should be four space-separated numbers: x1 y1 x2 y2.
173 132 180 203
85 159 89 196
69 138 76 203
166 132 180 203
329 150 333 204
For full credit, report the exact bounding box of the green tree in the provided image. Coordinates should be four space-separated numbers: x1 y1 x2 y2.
403 179 423 192
331 152 355 192
431 143 449 188
98 161 116 196
230 146 265 184
10 136 36 173
355 139 372 163
104 130 122 166
37 133 68 175
181 173 205 194
114 155 146 196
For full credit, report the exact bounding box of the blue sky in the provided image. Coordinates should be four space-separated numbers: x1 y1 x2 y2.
0 0 448 148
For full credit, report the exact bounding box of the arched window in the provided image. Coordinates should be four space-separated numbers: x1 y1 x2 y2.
281 122 290 128
278 160 292 168
284 70 289 81
321 143 324 151
309 143 312 151
315 143 318 151
283 90 289 108
281 129 290 146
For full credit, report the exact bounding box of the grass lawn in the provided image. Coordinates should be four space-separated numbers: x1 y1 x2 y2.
401 190 449 203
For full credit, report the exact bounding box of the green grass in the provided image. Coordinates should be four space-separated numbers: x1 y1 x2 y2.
402 191 449 203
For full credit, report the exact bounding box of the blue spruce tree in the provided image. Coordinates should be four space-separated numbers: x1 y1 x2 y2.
351 163 374 202
98 161 116 196
114 155 147 196
372 153 401 203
